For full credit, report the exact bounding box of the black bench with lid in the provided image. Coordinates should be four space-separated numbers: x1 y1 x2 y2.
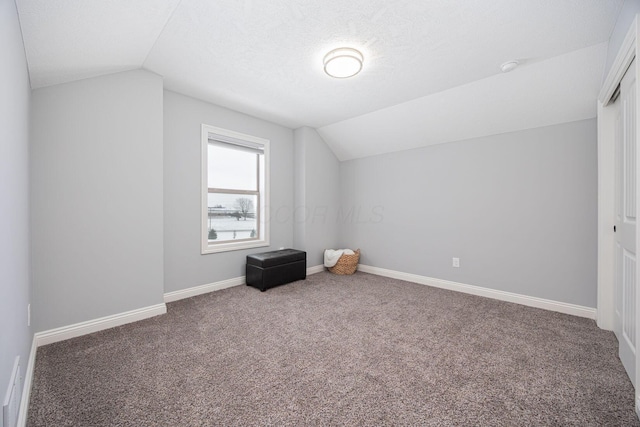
246 249 306 291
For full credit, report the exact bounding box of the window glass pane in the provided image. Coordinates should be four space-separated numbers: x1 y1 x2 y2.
208 143 258 191
207 193 258 242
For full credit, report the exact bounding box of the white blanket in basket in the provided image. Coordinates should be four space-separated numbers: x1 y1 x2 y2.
324 249 355 268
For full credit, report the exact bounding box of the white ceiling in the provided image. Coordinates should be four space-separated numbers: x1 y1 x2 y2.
17 0 623 159
319 43 608 160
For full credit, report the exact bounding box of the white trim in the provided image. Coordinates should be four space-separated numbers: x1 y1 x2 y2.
597 99 617 330
15 335 36 427
164 276 246 303
201 124 270 255
16 305 166 425
34 304 166 347
357 264 596 319
598 15 640 331
202 241 270 254
599 17 637 104
307 265 325 275
636 19 640 408
164 267 324 304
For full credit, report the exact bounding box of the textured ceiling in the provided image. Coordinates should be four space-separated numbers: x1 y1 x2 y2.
319 43 608 160
17 0 623 159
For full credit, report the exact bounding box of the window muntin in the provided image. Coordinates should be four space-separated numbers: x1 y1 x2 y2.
202 125 269 254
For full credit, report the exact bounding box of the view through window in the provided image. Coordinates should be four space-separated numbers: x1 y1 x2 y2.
202 125 269 253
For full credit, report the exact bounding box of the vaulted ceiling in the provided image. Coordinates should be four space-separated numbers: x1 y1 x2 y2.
16 0 623 160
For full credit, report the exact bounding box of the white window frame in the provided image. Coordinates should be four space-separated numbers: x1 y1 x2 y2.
201 124 270 254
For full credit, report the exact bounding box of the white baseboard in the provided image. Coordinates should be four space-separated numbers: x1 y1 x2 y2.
35 303 167 347
357 264 596 319
16 335 37 427
164 276 246 303
307 265 325 275
165 267 324 304
17 303 165 426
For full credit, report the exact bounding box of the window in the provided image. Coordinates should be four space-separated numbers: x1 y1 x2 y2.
201 124 269 254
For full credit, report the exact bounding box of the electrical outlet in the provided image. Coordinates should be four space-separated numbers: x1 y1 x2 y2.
27 304 30 327
452 257 460 268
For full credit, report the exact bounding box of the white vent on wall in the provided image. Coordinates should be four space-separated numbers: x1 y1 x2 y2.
2 357 21 427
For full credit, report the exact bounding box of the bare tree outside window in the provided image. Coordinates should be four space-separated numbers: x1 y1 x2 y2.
236 197 254 220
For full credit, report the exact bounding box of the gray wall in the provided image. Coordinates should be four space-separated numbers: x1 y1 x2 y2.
339 119 597 308
604 0 640 81
1 0 32 403
31 70 165 332
293 129 306 250
293 127 341 266
163 90 294 292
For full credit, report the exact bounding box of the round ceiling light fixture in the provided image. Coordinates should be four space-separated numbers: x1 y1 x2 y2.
500 60 519 73
323 47 364 78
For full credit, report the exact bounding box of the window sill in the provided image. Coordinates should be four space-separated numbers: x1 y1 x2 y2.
202 239 269 254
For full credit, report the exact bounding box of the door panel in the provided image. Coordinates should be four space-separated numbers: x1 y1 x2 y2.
615 58 637 387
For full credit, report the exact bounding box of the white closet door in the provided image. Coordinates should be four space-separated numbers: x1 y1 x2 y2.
615 58 637 387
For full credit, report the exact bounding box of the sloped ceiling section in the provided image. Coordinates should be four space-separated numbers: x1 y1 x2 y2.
16 0 622 160
143 0 621 129
318 43 608 161
17 0 181 88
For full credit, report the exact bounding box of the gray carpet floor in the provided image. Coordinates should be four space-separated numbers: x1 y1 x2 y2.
28 272 639 426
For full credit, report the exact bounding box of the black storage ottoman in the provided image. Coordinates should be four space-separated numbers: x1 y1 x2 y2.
246 249 306 291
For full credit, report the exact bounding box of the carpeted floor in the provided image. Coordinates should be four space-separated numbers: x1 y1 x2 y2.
28 272 639 426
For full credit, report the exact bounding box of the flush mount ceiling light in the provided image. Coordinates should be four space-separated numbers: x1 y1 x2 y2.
500 60 519 73
323 48 364 78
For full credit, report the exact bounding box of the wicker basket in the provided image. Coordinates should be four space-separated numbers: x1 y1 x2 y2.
327 249 360 275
